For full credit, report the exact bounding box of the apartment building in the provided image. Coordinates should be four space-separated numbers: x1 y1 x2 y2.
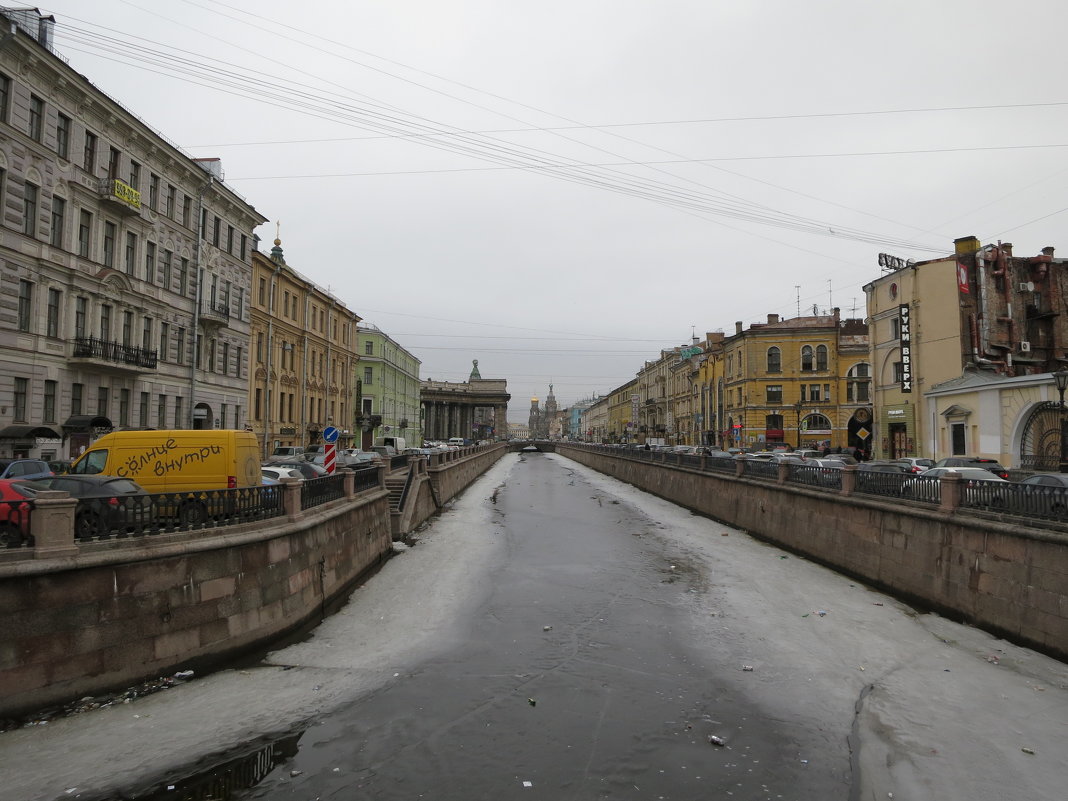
250 244 360 458
0 9 267 459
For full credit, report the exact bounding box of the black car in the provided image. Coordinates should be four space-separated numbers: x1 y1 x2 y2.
930 456 1009 480
855 462 910 493
32 475 150 539
1017 473 1068 517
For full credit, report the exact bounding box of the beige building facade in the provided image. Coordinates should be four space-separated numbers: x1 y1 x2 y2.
250 244 360 457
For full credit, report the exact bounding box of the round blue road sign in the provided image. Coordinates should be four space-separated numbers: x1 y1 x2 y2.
323 425 339 443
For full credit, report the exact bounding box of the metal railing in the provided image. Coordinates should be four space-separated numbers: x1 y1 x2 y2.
788 464 841 490
854 471 912 498
300 474 345 510
72 336 158 368
0 499 34 548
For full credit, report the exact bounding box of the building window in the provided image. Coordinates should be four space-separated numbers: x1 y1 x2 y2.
766 413 783 430
227 225 234 253
83 131 97 172
362 397 373 415
142 316 153 351
78 210 92 257
220 403 227 430
50 196 65 247
258 277 266 305
56 113 70 159
145 241 156 283
99 304 111 340
816 344 828 371
161 249 172 290
159 322 169 361
13 378 27 422
124 232 137 274
119 388 130 427
801 345 814 371
365 341 374 355
166 184 176 218
107 147 120 180
46 288 60 337
174 396 183 428
44 381 57 423
182 195 192 227
72 383 83 416
22 182 38 236
799 384 807 402
149 174 160 210
235 346 243 379
178 258 189 296
0 73 9 123
97 386 109 417
158 394 166 427
75 297 87 339
176 328 186 365
222 342 230 375
256 333 264 363
766 346 780 373
240 234 247 260
810 384 822 402
28 94 43 141
129 160 141 191
254 388 262 421
766 384 783 404
103 221 117 268
139 391 149 426
17 280 32 332
122 311 133 346
892 361 904 384
207 338 216 373
212 215 220 247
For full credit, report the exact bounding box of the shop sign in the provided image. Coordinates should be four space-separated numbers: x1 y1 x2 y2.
899 303 912 393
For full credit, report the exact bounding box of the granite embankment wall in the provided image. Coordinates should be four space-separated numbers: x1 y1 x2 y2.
0 444 509 718
557 445 1068 662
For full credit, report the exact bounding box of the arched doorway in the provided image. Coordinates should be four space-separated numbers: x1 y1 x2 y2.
192 403 213 430
1019 401 1062 471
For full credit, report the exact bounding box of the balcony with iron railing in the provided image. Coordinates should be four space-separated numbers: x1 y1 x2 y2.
199 300 231 328
71 336 157 372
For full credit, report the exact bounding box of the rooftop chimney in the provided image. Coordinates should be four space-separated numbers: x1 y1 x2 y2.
954 236 981 256
767 313 779 324
735 321 743 334
1043 246 1055 257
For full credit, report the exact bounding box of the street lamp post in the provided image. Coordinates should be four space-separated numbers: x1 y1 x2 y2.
1055 370 1068 472
795 399 805 449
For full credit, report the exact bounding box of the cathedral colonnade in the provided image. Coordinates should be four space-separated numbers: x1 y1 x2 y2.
421 368 511 443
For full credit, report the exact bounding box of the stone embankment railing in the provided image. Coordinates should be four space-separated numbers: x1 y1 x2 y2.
556 444 1068 663
0 443 509 719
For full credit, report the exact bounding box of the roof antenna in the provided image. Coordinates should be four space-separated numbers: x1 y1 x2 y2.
795 285 800 318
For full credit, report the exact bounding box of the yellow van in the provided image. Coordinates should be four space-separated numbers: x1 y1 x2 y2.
70 429 260 493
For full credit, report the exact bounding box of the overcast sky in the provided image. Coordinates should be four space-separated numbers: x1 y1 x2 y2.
37 0 1068 420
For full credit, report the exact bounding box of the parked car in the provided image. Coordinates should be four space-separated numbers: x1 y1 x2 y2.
262 466 304 482
822 453 858 466
794 449 823 460
265 461 329 480
0 478 42 547
370 445 397 459
0 458 53 481
31 475 150 539
855 462 910 493
271 446 305 459
904 467 1010 506
1016 473 1068 516
890 457 935 474
929 456 1009 480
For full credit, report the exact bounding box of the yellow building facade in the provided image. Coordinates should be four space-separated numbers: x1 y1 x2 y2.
720 312 871 451
249 242 361 458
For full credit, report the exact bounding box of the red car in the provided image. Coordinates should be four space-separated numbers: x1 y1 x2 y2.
0 478 41 547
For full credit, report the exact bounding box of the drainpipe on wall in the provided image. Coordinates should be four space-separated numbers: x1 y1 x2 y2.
189 176 212 429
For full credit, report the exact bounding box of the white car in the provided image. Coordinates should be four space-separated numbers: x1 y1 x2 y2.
261 466 304 482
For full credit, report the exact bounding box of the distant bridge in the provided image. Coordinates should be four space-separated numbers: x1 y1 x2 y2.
508 439 557 453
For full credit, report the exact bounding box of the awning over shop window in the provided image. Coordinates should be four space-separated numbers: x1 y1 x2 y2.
0 424 62 440
61 415 113 432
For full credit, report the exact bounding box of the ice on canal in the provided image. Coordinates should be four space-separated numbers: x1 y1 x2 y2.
1 452 1065 801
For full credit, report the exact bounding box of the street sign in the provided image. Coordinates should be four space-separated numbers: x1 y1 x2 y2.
856 427 871 440
323 425 339 443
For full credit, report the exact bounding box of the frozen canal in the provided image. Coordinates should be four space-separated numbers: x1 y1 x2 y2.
3 452 1067 800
